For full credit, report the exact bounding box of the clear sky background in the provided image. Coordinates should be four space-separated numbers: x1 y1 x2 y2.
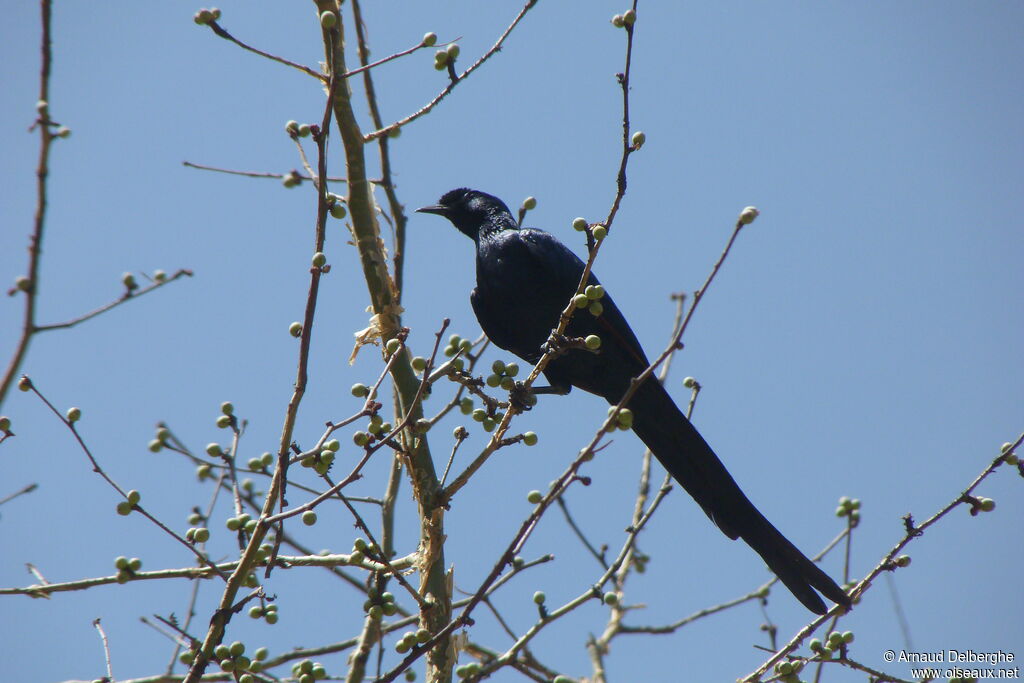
2 2 1022 682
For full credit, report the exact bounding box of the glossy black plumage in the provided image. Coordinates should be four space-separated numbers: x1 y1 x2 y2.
418 188 850 614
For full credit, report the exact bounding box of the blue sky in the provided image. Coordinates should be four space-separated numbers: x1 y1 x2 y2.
2 2 1022 682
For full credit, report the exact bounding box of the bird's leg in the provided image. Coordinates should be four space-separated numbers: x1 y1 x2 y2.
508 381 571 413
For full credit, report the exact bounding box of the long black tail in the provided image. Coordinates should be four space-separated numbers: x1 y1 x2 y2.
622 377 850 614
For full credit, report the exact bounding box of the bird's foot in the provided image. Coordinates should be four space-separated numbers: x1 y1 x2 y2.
508 382 538 413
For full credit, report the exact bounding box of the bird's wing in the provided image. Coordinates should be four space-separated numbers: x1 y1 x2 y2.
519 229 650 370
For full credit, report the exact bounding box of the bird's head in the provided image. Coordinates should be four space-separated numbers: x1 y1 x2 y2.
417 188 516 239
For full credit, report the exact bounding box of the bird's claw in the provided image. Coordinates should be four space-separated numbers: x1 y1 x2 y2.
508 382 538 413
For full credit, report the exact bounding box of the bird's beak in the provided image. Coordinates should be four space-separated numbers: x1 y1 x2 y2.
416 204 448 216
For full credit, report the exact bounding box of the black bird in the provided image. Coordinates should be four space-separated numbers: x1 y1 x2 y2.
418 188 850 614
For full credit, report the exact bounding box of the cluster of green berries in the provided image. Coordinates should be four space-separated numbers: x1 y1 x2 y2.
226 512 257 534
485 359 520 390
248 451 275 472
116 490 141 516
605 407 633 432
443 334 473 359
455 661 482 678
571 284 606 317
433 43 459 70
192 7 221 24
835 496 861 526
610 9 636 27
185 525 210 544
772 657 806 680
248 600 279 624
395 627 433 654
285 119 313 139
113 555 142 583
291 658 328 682
148 426 171 453
470 406 505 433
215 401 235 429
808 630 854 660
363 586 399 620
301 438 340 475
352 413 393 446
572 217 607 242
348 537 379 565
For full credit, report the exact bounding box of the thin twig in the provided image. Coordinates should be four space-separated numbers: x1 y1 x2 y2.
205 20 326 81
363 0 539 141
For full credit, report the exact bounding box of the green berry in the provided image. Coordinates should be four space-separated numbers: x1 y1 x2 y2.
739 206 760 225
215 644 231 660
415 628 431 643
527 490 543 504
319 11 337 28
505 362 519 377
411 356 427 371
312 252 327 267
459 397 474 414
422 32 438 47
611 14 625 27
289 321 303 337
226 517 242 531
472 408 487 422
285 120 299 134
229 640 245 656
682 376 697 388
128 557 142 570
0 416 11 431
486 374 501 387
254 647 269 661
522 196 537 210
147 438 163 452
116 501 132 516
631 130 645 148
194 527 210 543
220 401 234 415
368 604 383 620
385 338 401 355
500 376 515 390
297 123 311 138
446 43 460 59
585 284 604 300
122 272 138 290
114 556 129 569
588 301 604 316
127 490 141 505
842 630 854 644
592 225 607 241
572 217 588 231
979 497 996 512
206 443 222 457
216 414 232 428
482 417 496 432
585 335 601 350
617 408 633 428
573 294 589 309
265 613 278 624
351 383 370 397
533 590 546 604
66 406 81 422
311 664 327 680
603 591 618 606
523 431 538 446
17 376 32 392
